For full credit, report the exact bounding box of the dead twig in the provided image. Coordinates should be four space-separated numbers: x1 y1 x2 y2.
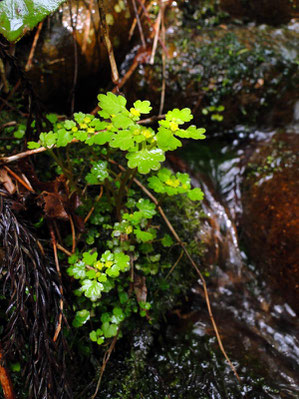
136 0 168 55
91 333 119 399
0 146 48 164
159 2 166 116
149 6 162 64
138 114 165 124
49 223 64 343
3 165 35 192
57 243 72 257
68 0 79 114
98 0 119 84
131 0 146 48
84 185 104 223
25 21 44 72
165 250 184 280
129 0 146 40
0 121 17 130
69 214 76 253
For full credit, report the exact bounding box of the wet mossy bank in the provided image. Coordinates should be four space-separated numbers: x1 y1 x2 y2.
124 20 298 130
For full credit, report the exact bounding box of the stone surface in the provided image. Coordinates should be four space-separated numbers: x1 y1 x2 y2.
242 132 299 313
16 0 132 112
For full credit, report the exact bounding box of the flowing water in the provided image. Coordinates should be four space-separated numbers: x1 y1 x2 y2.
170 124 299 398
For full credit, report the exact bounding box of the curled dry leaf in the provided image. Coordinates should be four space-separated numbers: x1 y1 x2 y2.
0 168 16 195
134 273 147 304
39 192 69 220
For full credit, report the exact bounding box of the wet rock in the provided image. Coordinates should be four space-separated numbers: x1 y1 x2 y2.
242 132 299 313
125 21 298 129
16 0 132 112
220 0 297 26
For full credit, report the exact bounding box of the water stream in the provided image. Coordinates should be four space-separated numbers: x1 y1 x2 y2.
172 125 299 398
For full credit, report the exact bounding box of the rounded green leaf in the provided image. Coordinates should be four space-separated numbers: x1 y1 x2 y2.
126 148 165 174
133 100 152 114
187 188 204 201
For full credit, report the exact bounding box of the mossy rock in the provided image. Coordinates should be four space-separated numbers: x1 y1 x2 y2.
125 21 298 130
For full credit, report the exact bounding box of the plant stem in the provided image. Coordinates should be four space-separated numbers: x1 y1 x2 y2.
115 167 135 220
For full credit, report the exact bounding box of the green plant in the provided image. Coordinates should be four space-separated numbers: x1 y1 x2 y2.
27 92 206 347
202 104 225 122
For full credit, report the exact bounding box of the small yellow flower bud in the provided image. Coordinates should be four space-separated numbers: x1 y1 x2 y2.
94 261 104 270
170 121 178 132
142 130 152 139
130 108 140 117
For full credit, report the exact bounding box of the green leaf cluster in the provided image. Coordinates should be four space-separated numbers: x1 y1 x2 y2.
27 91 206 350
67 249 130 302
28 92 205 176
148 168 204 200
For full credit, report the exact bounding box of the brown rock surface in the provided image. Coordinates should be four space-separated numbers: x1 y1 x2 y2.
16 0 132 112
242 132 299 313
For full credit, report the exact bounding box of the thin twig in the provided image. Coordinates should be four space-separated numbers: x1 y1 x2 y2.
159 2 166 116
131 0 146 48
3 165 35 192
136 0 168 54
165 250 184 280
68 0 79 114
0 121 17 130
69 214 76 254
114 55 140 91
57 243 72 257
98 0 119 84
84 185 104 223
149 7 162 64
91 333 119 399
137 114 165 124
129 0 146 40
0 344 16 399
0 146 47 164
25 21 44 72
49 224 64 343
